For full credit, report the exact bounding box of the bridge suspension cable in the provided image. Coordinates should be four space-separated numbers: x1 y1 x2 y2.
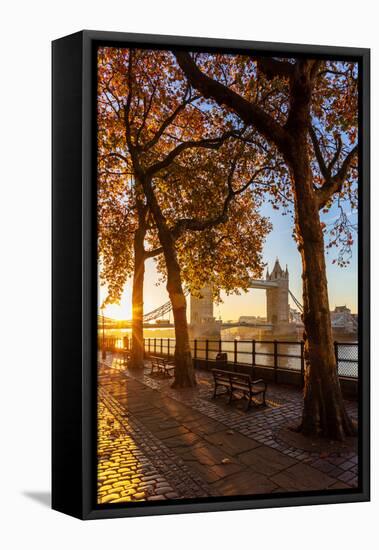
143 299 172 322
143 289 189 321
288 289 303 312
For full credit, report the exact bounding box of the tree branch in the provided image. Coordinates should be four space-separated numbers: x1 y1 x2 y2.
253 57 294 80
174 51 288 152
136 83 157 145
310 60 323 80
309 124 329 180
144 246 163 259
170 160 268 239
317 69 347 78
142 92 201 152
329 135 343 174
99 152 129 165
316 145 358 209
146 132 234 176
124 51 134 151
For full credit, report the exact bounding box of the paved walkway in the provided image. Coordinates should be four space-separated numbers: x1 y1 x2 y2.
97 354 358 504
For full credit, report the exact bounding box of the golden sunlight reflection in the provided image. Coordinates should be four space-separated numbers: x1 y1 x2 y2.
97 399 148 504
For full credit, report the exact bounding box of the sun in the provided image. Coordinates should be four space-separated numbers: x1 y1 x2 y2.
98 282 132 320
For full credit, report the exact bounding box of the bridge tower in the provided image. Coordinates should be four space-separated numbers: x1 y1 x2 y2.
190 286 221 339
266 259 290 332
190 286 214 324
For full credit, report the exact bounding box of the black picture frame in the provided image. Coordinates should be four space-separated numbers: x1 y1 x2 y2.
52 30 370 520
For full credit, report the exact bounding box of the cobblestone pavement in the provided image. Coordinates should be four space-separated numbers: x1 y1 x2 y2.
98 354 359 503
98 382 217 503
98 392 179 504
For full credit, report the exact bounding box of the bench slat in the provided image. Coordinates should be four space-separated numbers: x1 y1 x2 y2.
149 356 175 377
212 368 267 409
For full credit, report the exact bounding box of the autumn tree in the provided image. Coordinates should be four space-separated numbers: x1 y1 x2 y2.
98 55 163 368
97 47 271 386
97 166 163 369
175 52 358 438
153 147 272 300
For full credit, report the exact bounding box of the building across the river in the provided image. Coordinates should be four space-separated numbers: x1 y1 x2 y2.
238 315 266 324
331 305 358 335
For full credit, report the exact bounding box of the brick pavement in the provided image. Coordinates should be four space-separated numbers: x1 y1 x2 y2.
98 391 180 503
97 354 359 504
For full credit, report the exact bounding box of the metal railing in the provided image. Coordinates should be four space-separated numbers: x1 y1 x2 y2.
99 336 358 379
98 336 129 351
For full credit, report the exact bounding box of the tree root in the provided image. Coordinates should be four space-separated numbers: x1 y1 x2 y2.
171 378 197 389
292 416 357 442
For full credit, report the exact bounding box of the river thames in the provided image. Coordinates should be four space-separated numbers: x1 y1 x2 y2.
100 327 358 378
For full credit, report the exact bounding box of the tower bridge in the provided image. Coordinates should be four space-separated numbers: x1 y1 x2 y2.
190 258 296 338
98 259 302 337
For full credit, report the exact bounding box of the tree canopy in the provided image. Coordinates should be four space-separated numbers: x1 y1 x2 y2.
175 52 358 264
97 47 273 309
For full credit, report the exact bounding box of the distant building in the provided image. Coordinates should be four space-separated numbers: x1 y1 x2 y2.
330 305 357 333
238 315 266 324
289 307 302 324
334 305 351 314
287 304 357 334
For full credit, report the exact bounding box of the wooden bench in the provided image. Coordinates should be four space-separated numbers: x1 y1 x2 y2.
212 368 267 410
149 356 175 377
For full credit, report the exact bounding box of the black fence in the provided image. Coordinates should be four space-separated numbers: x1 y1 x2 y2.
99 336 358 379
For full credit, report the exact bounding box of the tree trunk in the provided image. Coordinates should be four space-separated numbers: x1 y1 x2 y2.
290 145 356 440
129 221 146 369
137 173 196 388
164 240 196 388
156 230 196 387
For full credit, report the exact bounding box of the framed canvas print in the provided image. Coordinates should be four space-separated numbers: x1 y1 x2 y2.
52 30 370 520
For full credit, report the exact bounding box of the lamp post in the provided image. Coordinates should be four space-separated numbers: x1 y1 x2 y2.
102 308 106 360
